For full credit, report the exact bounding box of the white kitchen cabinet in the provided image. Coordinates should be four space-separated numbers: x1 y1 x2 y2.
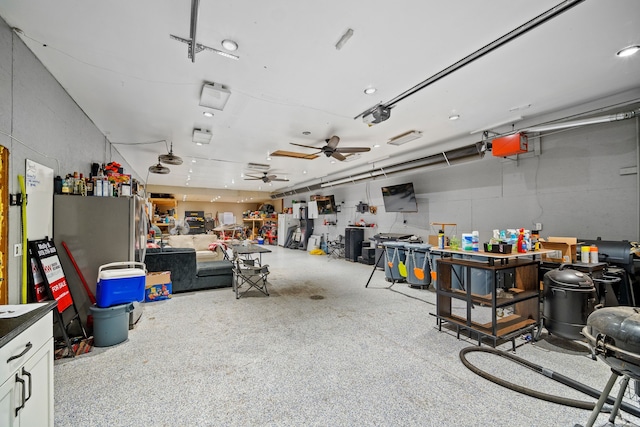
0 309 54 427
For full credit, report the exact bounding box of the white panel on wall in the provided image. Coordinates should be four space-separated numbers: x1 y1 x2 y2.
25 159 53 240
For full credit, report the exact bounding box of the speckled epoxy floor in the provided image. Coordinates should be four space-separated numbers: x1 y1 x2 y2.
54 246 640 427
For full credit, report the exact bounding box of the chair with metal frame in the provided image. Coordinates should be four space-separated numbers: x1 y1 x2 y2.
327 235 345 260
232 252 270 299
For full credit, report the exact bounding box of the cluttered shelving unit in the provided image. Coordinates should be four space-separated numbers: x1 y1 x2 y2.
150 196 177 233
435 249 543 351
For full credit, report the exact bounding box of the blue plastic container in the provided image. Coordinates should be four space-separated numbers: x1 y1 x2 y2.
96 262 146 308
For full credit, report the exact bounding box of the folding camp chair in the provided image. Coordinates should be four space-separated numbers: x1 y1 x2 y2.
232 253 270 299
327 235 345 260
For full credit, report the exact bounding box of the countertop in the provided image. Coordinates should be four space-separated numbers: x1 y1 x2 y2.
0 301 57 349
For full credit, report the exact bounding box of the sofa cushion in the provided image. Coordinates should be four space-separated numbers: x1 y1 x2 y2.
197 260 233 277
167 234 194 249
193 234 218 251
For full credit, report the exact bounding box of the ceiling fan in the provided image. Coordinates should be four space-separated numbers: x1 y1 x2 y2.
148 162 170 174
158 141 183 165
244 172 290 183
274 135 371 161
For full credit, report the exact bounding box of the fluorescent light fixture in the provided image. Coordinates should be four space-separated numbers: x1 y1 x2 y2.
617 45 640 57
470 116 523 134
193 129 212 144
449 114 460 121
199 82 231 111
364 87 377 95
203 111 214 118
523 110 639 132
387 130 422 146
335 28 354 50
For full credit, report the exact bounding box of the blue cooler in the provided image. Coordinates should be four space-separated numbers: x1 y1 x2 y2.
405 243 433 288
383 242 407 282
96 262 146 308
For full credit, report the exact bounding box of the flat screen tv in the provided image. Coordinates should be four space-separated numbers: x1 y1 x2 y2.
313 195 336 214
381 182 418 212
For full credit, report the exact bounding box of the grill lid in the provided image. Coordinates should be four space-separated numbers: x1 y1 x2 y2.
586 307 640 364
544 268 594 289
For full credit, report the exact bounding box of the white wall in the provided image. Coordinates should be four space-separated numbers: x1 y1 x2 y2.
0 17 140 303
286 116 639 245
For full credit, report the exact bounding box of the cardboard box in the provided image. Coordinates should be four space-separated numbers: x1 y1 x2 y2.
146 271 171 286
540 237 578 263
145 271 172 302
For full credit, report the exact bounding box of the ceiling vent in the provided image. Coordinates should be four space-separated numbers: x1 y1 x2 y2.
199 82 231 111
193 129 212 144
387 130 422 146
247 162 271 172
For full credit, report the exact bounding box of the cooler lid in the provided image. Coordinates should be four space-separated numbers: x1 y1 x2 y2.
99 268 145 280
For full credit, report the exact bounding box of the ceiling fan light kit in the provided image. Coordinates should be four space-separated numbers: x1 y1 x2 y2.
387 130 422 146
199 82 231 111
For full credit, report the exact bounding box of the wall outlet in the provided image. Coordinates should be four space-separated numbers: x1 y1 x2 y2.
14 243 22 257
535 223 542 231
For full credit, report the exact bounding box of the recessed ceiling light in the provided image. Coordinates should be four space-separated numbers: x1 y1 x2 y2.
302 170 307 174
449 114 460 121
203 111 214 118
373 144 380 148
330 160 336 164
221 39 238 51
196 142 203 146
191 159 197 163
617 45 640 57
364 87 377 95
302 131 311 136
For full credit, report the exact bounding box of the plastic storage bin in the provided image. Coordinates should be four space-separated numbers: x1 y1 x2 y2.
405 243 433 288
90 303 134 347
383 242 407 282
96 261 146 308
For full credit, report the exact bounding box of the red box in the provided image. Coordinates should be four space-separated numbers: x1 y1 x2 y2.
492 133 528 157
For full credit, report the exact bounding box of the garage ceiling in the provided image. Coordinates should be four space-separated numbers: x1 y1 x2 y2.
0 0 639 200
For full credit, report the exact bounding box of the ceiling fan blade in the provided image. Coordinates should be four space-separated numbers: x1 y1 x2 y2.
270 178 290 182
271 150 320 160
290 142 321 150
332 152 347 161
326 135 340 149
244 177 261 180
335 146 371 153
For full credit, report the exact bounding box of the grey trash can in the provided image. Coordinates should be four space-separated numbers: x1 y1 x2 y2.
383 242 407 282
405 243 433 288
90 303 134 347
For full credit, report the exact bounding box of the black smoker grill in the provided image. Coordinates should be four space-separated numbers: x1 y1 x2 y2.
580 307 640 427
542 266 598 340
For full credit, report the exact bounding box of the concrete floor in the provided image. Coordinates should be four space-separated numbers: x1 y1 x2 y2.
54 245 640 426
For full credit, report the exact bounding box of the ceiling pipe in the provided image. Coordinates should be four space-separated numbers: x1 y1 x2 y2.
354 0 584 120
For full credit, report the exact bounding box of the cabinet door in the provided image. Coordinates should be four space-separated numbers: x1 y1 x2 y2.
18 338 53 427
0 374 18 426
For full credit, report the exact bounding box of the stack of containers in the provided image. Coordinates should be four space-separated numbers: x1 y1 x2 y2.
90 261 146 347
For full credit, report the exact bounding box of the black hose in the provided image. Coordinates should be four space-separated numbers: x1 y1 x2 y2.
459 346 640 418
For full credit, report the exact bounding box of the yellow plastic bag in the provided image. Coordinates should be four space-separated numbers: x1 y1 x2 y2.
309 248 325 255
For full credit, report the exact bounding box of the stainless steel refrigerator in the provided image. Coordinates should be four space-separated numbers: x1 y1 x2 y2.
53 194 148 328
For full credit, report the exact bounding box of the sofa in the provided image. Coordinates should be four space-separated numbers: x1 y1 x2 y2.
144 247 233 293
165 234 226 262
